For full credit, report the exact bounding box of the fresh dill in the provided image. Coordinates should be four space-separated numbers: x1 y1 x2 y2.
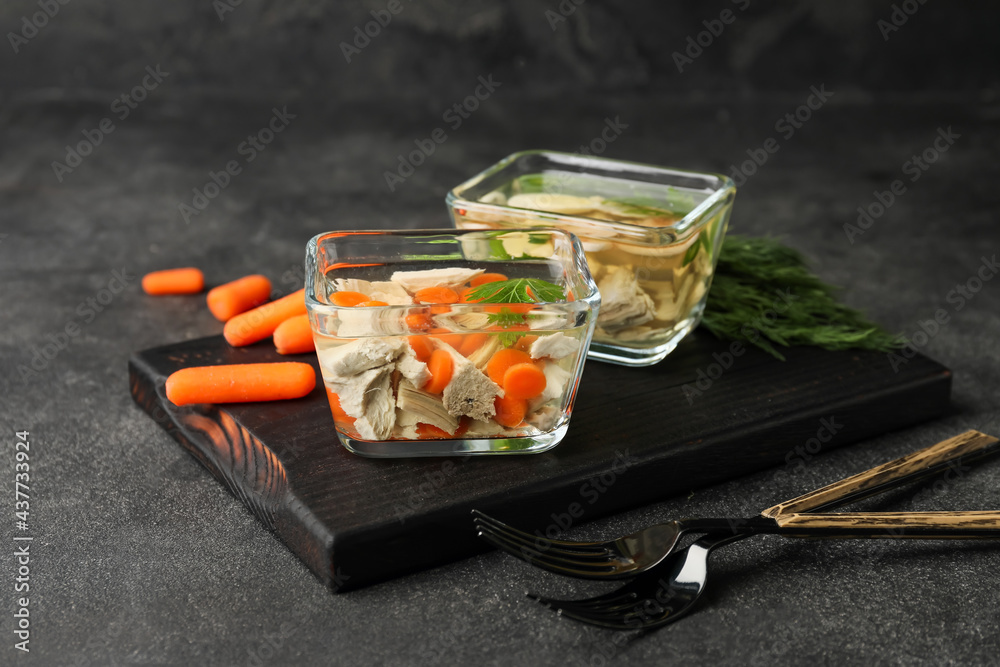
701 235 903 360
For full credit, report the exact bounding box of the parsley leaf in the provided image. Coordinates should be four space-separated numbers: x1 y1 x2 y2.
464 278 565 304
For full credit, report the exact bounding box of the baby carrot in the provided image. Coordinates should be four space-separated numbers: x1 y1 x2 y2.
423 349 454 394
224 288 306 347
142 268 204 295
502 362 547 400
414 286 459 304
165 362 315 406
206 274 272 321
493 394 526 428
407 335 435 363
470 272 507 287
330 291 370 307
273 314 315 355
485 348 532 386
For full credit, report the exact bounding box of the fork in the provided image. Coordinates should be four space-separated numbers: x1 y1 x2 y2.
473 430 1000 579
528 509 1000 630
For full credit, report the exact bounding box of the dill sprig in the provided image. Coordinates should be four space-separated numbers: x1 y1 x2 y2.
701 235 902 360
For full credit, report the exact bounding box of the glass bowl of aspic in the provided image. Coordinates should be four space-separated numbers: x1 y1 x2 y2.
447 150 736 366
305 228 601 457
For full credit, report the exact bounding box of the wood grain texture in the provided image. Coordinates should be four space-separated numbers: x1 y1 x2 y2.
761 431 999 518
775 511 1000 531
128 331 952 591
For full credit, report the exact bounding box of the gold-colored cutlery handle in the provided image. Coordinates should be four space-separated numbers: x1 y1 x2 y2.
761 430 999 518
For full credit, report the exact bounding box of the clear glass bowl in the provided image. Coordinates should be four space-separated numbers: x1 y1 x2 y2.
446 150 736 366
305 229 600 458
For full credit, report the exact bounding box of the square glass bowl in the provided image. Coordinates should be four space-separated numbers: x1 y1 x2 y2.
446 150 736 366
305 228 600 458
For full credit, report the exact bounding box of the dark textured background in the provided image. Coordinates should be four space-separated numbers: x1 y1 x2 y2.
1 1 999 665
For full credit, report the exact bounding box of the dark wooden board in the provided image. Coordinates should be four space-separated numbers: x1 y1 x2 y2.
128 332 952 592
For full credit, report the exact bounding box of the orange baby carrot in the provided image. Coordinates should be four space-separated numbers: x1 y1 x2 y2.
493 394 526 428
503 362 547 400
470 272 507 287
407 335 435 363
423 349 454 394
273 314 315 355
206 274 272 321
224 288 306 347
485 348 532 386
330 291 370 307
142 267 204 295
414 286 459 304
165 362 315 406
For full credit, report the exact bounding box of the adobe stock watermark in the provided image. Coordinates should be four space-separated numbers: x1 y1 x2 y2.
681 288 798 403
727 84 833 187
7 0 71 54
545 0 586 31
339 0 412 62
178 106 295 223
213 0 244 22
672 0 751 73
887 253 997 372
382 74 501 192
51 65 170 182
843 126 960 244
877 0 928 41
15 267 135 383
517 449 640 559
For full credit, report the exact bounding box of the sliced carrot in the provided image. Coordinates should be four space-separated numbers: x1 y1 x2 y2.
503 362 547 400
142 268 205 295
223 288 307 347
406 311 433 332
330 291 370 307
486 323 530 334
206 274 271 321
513 335 539 354
356 300 389 307
416 423 452 439
325 386 356 427
486 348 532 386
458 287 478 303
165 362 315 406
407 335 435 363
423 349 454 394
493 394 526 428
485 303 535 315
415 419 469 439
429 328 464 349
470 272 508 287
414 286 459 304
458 333 489 357
273 314 315 355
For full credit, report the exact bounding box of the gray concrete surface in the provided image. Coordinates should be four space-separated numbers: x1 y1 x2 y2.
1 1 999 664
